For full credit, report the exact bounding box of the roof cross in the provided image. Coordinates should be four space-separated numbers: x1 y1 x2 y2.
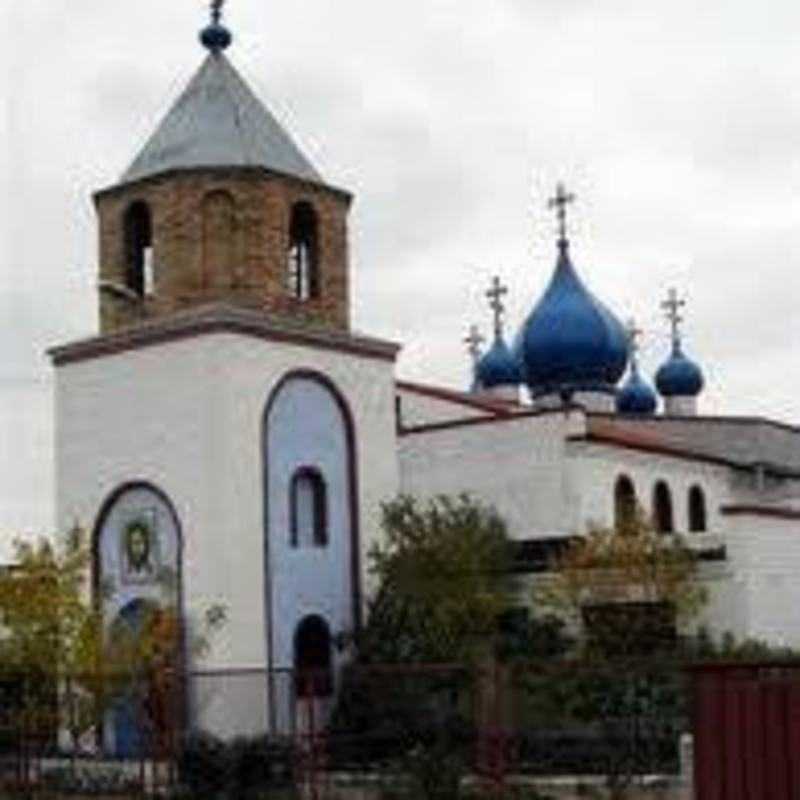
211 0 225 25
463 324 485 365
626 318 643 366
486 276 509 337
547 182 576 244
661 287 686 346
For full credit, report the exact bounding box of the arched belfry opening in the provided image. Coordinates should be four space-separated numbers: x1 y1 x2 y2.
653 481 674 534
288 202 319 301
123 201 153 298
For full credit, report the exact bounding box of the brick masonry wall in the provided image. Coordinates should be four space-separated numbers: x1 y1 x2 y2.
95 168 351 334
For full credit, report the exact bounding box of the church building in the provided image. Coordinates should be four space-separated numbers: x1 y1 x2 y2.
49 6 800 752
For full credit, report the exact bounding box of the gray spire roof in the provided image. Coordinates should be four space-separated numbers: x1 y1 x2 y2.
122 53 322 185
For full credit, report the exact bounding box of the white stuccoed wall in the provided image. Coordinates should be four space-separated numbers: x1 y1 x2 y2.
715 513 800 648
400 417 800 648
565 441 731 535
54 331 399 734
399 409 587 539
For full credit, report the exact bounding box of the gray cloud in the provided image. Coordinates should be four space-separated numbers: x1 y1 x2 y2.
2 0 799 533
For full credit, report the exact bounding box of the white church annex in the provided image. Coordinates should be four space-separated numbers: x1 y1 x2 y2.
49 5 800 750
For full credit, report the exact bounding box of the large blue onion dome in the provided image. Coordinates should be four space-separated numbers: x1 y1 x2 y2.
476 335 521 388
517 240 629 399
616 363 657 415
655 343 704 397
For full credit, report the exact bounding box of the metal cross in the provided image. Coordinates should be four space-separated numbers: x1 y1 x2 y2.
547 182 576 242
661 287 685 344
626 318 643 363
211 0 225 25
486 276 508 337
463 324 485 365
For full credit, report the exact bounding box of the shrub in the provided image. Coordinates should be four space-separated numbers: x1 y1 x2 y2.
178 731 294 799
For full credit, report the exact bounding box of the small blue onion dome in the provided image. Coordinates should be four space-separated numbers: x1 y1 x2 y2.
517 241 629 398
200 21 233 52
617 364 658 415
476 335 521 388
655 343 704 397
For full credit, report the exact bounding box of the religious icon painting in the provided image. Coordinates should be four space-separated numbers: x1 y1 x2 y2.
120 507 160 585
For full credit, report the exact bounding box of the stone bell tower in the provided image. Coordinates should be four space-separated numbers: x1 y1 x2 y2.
95 6 351 334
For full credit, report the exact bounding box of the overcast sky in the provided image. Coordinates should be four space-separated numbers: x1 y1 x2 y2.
1 0 799 538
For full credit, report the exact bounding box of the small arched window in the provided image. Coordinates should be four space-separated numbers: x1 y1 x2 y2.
614 475 637 533
688 485 707 532
653 481 674 534
287 202 319 302
294 615 333 697
290 467 327 548
123 201 153 297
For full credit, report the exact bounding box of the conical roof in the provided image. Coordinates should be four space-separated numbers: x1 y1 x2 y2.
122 52 322 185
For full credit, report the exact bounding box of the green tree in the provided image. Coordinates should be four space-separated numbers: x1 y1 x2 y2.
0 527 225 760
0 526 106 752
535 508 706 656
529 510 708 799
357 494 518 664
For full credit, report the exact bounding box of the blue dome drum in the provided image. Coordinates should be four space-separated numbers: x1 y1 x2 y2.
655 289 705 399
472 275 521 392
517 240 629 399
617 365 658 415
655 344 704 397
476 336 521 388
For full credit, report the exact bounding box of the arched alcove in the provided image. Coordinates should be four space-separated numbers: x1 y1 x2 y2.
614 474 637 533
201 190 237 289
294 615 333 697
93 482 184 755
263 370 360 728
652 481 674 534
688 485 707 532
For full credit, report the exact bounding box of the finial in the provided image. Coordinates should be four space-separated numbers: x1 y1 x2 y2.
661 288 686 350
547 182 576 250
486 276 509 338
201 0 233 52
464 324 485 366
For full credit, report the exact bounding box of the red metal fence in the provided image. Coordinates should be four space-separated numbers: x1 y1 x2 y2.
692 663 800 800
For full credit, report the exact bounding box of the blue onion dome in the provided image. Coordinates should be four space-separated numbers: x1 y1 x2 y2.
655 342 704 397
476 335 521 388
617 363 657 415
517 240 629 399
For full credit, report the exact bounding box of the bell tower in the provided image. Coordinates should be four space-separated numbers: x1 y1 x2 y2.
95 3 351 334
